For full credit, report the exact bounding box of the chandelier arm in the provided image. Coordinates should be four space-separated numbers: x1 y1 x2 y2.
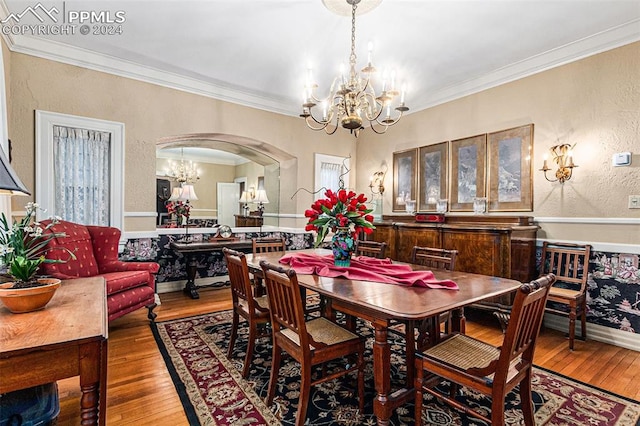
369 121 390 134
362 94 384 121
374 108 404 126
324 123 339 135
304 115 330 132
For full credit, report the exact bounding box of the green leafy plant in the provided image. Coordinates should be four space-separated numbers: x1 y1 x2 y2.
0 202 75 287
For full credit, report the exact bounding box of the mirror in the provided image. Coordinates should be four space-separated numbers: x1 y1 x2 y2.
156 144 280 229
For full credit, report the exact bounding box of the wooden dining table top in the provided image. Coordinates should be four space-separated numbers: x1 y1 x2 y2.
245 248 521 321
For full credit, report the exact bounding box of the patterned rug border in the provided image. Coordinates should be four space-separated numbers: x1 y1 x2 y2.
151 320 202 425
151 310 640 425
532 364 640 405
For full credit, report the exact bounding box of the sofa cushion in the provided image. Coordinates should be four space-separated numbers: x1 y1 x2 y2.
106 282 155 322
102 270 152 295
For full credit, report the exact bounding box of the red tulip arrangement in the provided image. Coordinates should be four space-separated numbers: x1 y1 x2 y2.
305 188 375 247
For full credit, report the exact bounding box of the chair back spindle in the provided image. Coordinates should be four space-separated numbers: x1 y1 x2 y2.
497 273 556 375
411 246 458 271
354 240 388 259
252 237 286 255
260 261 308 347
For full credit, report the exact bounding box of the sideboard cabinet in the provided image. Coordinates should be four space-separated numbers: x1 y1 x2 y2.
369 215 539 305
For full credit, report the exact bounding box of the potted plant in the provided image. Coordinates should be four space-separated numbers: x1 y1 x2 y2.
0 202 75 313
304 188 375 266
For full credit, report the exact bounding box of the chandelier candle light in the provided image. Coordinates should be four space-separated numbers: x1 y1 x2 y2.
300 0 409 137
166 148 200 184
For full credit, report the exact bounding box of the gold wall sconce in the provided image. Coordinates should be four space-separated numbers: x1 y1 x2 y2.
540 143 577 183
369 165 387 195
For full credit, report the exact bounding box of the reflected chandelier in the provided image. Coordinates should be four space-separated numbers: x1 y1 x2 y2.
300 0 408 137
167 149 200 184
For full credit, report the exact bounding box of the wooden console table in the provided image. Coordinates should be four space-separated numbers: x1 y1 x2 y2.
0 277 108 425
234 214 263 227
171 239 252 299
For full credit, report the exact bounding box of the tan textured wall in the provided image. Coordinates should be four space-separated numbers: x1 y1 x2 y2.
7 53 355 231
357 42 640 246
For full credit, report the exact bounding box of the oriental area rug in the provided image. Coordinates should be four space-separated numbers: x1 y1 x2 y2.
151 310 640 426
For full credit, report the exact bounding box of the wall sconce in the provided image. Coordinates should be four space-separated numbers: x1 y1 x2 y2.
369 165 387 195
540 143 577 183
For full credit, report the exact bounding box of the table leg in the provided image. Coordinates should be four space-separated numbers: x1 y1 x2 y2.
183 253 200 299
99 340 107 426
451 308 465 333
79 341 105 425
372 321 392 426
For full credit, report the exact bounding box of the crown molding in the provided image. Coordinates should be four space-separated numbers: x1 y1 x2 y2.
413 19 640 113
1 0 638 116
0 32 296 116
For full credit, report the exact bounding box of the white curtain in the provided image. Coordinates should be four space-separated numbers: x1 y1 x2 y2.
320 161 343 193
53 125 111 225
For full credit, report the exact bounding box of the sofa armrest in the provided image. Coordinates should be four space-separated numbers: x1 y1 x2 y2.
99 260 160 275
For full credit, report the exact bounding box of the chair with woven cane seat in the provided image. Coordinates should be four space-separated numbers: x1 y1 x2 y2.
541 241 592 351
414 273 556 426
223 248 271 378
404 246 458 351
354 239 388 259
259 260 366 426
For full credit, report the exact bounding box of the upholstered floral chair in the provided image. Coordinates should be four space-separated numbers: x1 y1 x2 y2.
38 220 159 322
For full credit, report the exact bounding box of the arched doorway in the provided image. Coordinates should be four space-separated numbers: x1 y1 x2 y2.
156 133 297 228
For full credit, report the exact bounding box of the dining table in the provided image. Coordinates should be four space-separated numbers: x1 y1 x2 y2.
245 248 521 426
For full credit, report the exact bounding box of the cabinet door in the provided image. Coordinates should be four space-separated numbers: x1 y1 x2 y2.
369 224 396 259
442 229 511 277
395 225 441 263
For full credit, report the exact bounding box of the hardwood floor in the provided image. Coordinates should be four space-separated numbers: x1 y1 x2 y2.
54 287 640 425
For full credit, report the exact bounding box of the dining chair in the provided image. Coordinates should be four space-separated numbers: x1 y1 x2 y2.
259 260 365 426
250 237 286 295
223 248 271 378
414 273 556 426
407 246 458 350
541 241 592 350
252 237 286 255
354 239 388 259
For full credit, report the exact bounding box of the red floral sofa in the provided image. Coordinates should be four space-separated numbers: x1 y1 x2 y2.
39 220 159 322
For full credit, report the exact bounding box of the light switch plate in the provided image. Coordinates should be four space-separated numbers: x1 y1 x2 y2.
612 152 632 167
629 195 640 209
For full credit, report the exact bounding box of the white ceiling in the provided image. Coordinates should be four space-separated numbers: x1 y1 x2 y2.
2 0 639 118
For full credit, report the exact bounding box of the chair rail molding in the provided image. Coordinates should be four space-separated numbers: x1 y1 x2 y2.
535 216 640 225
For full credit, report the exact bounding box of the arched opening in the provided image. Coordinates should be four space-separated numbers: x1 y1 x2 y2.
156 133 296 229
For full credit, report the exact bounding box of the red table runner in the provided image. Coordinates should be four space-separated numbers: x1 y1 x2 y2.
278 252 458 290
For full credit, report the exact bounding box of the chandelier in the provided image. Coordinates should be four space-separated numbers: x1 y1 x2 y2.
166 149 200 184
300 0 408 137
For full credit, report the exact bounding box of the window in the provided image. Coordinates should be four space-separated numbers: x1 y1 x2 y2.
36 111 124 228
314 153 350 200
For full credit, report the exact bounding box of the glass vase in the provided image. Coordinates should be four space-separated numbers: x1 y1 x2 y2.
331 227 355 267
